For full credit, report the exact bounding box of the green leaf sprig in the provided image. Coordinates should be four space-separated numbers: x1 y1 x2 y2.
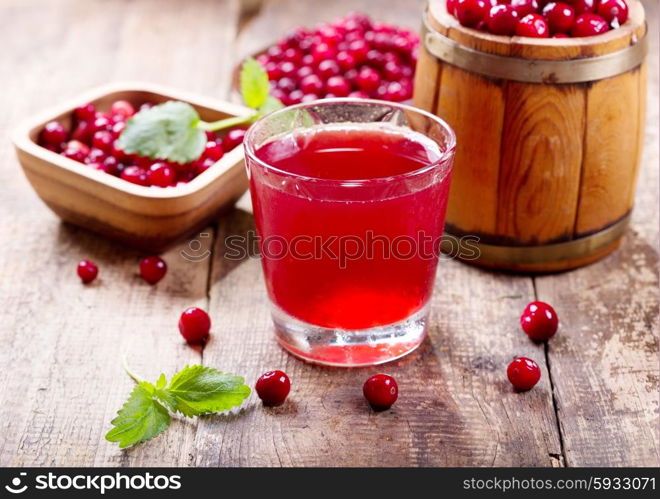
106 360 250 449
117 58 283 163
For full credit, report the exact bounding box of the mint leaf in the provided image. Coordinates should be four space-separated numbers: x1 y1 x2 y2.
240 57 271 110
105 382 171 449
117 101 206 164
165 365 251 417
259 95 284 116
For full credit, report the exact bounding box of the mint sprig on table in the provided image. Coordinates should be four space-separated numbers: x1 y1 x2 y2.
106 363 250 449
116 57 283 164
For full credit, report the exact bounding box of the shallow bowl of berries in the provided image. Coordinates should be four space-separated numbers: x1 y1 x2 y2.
12 82 251 252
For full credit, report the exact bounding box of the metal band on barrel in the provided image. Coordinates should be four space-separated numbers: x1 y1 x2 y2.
442 213 631 267
422 14 648 83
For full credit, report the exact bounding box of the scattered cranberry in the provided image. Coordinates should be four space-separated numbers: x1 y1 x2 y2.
255 370 291 406
507 357 541 391
363 374 398 411
40 121 67 147
77 259 98 284
597 0 628 25
520 301 559 341
516 13 550 37
178 307 211 344
139 255 167 284
571 12 609 36
487 4 520 35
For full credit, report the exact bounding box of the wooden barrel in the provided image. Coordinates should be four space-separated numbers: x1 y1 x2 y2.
413 1 648 272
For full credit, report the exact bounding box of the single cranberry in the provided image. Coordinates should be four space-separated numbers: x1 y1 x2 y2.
447 0 458 15
277 77 297 93
222 129 246 151
178 307 211 344
283 47 303 64
455 0 489 28
102 156 123 176
296 66 314 80
507 357 541 391
77 259 98 284
596 0 628 25
288 89 304 104
121 165 149 186
348 39 370 63
356 67 381 92
365 49 386 67
265 61 283 80
511 0 540 17
92 130 114 153
336 50 357 71
85 147 107 165
202 141 224 161
90 115 113 135
363 374 398 410
40 121 68 147
147 162 175 187
384 81 408 101
521 301 559 341
112 121 126 136
383 60 404 80
317 59 340 78
278 61 297 78
516 13 550 37
311 42 337 64
62 140 90 162
255 370 291 406
74 103 96 122
71 120 92 143
326 76 351 97
301 93 320 102
487 4 520 35
301 54 315 66
139 255 167 284
300 74 324 94
571 13 609 36
194 157 216 175
543 2 575 33
110 100 135 119
266 45 284 60
570 0 595 15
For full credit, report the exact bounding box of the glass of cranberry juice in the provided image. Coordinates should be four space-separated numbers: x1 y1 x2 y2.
244 99 455 366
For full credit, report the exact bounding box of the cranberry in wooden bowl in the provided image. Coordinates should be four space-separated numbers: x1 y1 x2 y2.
12 82 251 251
414 0 647 272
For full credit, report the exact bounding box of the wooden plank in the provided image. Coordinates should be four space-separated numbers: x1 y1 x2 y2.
0 0 240 466
195 210 562 466
536 0 659 466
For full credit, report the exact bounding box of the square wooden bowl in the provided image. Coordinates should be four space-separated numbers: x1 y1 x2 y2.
12 82 252 252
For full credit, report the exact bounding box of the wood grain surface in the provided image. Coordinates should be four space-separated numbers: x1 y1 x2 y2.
0 0 657 467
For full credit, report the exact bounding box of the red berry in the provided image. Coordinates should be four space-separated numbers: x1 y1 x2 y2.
85 147 107 165
178 307 211 344
62 140 90 162
507 357 541 391
487 4 520 35
571 12 609 36
90 115 113 135
300 74 324 94
455 0 489 28
110 100 135 119
596 0 628 25
202 141 224 162
147 162 175 187
570 0 595 15
511 0 540 17
447 0 458 15
348 90 370 98
317 59 340 78
222 129 246 151
112 121 126 136
74 103 96 122
277 77 297 93
520 301 559 341
121 165 149 186
101 156 123 176
347 39 370 63
356 66 381 92
40 121 68 147
296 66 314 80
542 2 575 33
77 259 98 284
139 255 167 284
516 13 550 37
363 374 398 411
70 120 92 143
311 42 337 64
336 50 357 71
283 47 303 64
255 370 291 406
288 89 304 104
92 130 114 153
326 76 351 97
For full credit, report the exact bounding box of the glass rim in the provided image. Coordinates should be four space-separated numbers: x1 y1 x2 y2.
243 97 457 185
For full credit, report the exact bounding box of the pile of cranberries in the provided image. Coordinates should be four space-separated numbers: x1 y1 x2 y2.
257 12 419 105
38 100 246 188
448 0 629 37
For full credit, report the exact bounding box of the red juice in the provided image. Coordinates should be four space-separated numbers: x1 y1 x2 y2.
248 124 452 331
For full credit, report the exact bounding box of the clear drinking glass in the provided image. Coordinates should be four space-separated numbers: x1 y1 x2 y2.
243 99 455 366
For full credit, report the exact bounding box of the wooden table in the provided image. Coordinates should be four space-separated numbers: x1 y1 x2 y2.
0 0 657 467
